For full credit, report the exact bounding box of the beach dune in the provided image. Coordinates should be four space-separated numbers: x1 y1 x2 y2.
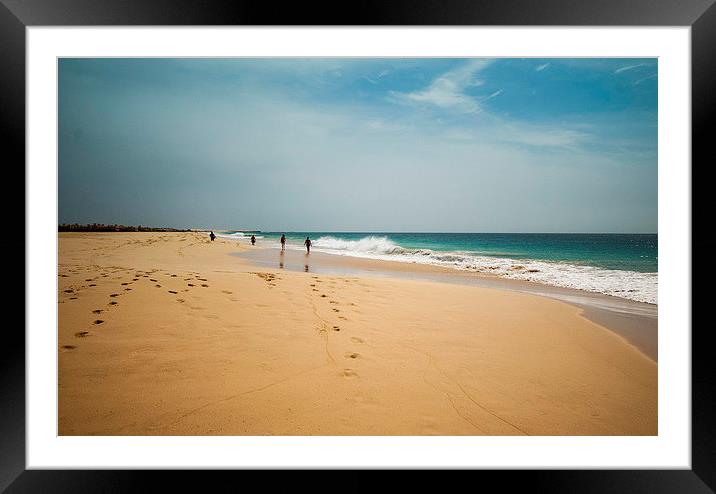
58 232 656 435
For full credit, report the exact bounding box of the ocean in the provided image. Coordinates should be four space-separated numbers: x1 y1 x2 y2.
218 231 657 305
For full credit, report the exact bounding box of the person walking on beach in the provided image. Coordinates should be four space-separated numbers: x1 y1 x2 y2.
280 234 286 251
209 231 216 241
304 236 312 254
250 235 256 246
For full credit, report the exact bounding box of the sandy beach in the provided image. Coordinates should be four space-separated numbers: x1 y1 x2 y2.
58 232 657 436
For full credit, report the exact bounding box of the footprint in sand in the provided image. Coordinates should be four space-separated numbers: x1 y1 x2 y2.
74 331 90 338
341 369 358 378
92 309 103 314
133 278 139 281
60 345 76 351
108 301 118 306
168 290 178 294
125 288 132 291
69 297 78 300
121 282 130 286
149 279 157 282
63 289 74 294
221 290 233 294
155 284 162 288
332 308 340 313
89 284 96 287
176 298 185 303
85 278 92 282
170 274 177 277
187 283 194 287
332 325 341 332
344 352 360 359
93 320 104 325
109 293 119 298
320 294 327 298
350 337 364 344
201 284 209 287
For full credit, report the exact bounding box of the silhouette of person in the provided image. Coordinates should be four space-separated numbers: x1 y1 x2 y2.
209 231 216 241
251 235 256 246
304 236 312 254
280 234 286 251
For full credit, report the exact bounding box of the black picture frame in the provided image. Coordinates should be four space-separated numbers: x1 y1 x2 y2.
5 0 713 489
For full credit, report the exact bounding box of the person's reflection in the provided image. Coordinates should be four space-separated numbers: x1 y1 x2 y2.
304 253 310 272
279 251 284 269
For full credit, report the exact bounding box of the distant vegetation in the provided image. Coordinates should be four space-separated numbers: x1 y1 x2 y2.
59 223 193 232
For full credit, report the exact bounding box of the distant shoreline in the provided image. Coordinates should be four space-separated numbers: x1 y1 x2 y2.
58 223 193 233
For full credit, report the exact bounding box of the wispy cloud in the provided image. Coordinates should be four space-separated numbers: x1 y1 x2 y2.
391 60 493 113
614 63 647 74
364 69 391 85
496 126 590 148
365 119 408 132
535 63 550 72
634 73 657 86
482 89 503 102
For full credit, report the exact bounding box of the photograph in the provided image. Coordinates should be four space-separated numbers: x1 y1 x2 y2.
57 57 658 436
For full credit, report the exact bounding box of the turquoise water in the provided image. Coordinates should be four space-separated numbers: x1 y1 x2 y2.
219 232 658 304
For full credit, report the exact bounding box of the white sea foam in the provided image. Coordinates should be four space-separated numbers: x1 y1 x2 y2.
301 235 658 305
312 235 407 254
217 232 264 241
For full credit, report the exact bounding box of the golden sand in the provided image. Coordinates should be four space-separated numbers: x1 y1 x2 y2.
58 232 656 435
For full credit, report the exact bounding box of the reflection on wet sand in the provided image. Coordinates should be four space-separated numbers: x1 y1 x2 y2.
277 249 309 272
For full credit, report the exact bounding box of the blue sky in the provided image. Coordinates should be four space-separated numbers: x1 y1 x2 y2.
58 58 657 232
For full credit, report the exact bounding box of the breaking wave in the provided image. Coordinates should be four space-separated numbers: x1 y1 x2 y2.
217 231 264 241
303 235 657 304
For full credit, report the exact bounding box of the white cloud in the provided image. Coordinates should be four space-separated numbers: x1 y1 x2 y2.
365 119 408 132
482 89 503 102
614 63 647 74
483 118 591 149
634 73 657 85
391 59 493 113
364 69 391 85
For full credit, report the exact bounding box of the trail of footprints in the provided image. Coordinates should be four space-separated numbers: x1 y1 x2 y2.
59 266 216 351
252 272 280 288
60 266 367 379
308 275 366 379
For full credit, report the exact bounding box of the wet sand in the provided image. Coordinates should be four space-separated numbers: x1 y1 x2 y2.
236 246 658 361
